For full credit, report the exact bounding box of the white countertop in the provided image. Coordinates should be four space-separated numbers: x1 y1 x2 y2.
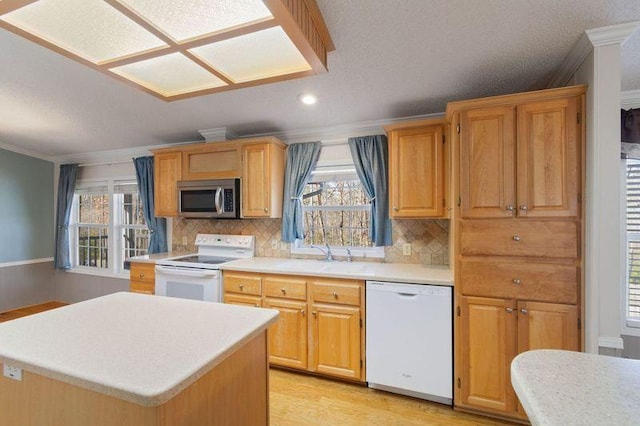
511 349 640 426
0 292 278 407
220 257 453 285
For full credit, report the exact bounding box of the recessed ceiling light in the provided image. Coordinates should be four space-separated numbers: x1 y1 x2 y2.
299 93 318 105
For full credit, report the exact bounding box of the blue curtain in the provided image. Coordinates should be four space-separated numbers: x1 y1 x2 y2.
54 164 79 270
134 157 167 254
281 142 321 242
348 135 392 246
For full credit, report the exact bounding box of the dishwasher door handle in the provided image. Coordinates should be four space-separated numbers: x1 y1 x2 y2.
396 292 419 298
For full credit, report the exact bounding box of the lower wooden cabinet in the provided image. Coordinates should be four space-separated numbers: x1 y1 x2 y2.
458 295 578 418
222 271 365 382
129 262 156 294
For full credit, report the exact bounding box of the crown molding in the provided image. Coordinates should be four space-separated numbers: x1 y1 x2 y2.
0 140 54 162
547 21 640 88
242 112 444 144
586 20 640 47
622 89 640 109
198 127 239 142
52 144 158 166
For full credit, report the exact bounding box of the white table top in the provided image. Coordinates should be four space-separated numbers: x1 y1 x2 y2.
511 349 640 426
0 292 278 406
220 257 453 286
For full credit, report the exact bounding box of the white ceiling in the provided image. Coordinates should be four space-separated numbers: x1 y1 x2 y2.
1 0 640 159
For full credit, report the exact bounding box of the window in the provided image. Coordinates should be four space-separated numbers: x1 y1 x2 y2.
70 178 149 276
625 159 640 329
291 142 384 258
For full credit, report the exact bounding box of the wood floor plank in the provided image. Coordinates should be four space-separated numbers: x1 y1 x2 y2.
269 369 513 425
0 301 67 323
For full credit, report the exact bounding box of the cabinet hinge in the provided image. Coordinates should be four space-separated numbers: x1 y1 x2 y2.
456 124 461 134
456 306 461 317
577 112 581 125
359 318 363 328
442 133 446 144
578 317 581 330
578 193 582 203
360 359 363 368
457 196 461 207
443 198 446 207
457 377 461 388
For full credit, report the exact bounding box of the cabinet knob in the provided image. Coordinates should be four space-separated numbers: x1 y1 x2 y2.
301 309 305 316
139 273 145 278
520 308 528 315
519 205 528 211
312 311 317 316
281 288 286 295
255 303 260 307
264 208 268 212
506 307 513 313
393 206 398 211
332 291 338 299
512 235 521 242
513 278 521 285
239 284 244 291
505 205 515 211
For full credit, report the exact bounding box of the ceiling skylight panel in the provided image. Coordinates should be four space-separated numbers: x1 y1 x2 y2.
190 26 311 83
0 0 167 63
110 52 227 97
119 0 274 42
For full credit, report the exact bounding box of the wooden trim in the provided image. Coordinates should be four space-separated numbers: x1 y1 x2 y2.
445 85 587 120
300 0 335 51
0 0 35 15
383 117 447 133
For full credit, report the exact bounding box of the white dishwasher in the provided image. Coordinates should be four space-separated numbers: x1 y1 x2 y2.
366 281 452 405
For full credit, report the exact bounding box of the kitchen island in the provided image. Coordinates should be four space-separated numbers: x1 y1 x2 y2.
511 349 640 426
0 292 278 426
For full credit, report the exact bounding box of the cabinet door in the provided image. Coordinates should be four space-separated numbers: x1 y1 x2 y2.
516 97 581 218
263 298 308 369
310 303 362 380
389 125 444 217
154 151 182 217
459 296 517 413
129 262 155 294
242 143 271 218
460 106 516 218
223 293 262 308
517 301 579 352
181 144 240 180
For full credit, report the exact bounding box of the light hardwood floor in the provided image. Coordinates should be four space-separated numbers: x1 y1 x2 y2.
1 302 513 425
270 368 513 425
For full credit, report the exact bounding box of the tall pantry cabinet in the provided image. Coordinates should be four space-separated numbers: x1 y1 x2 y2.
447 85 585 422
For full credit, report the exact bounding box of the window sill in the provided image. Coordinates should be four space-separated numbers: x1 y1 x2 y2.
63 267 129 280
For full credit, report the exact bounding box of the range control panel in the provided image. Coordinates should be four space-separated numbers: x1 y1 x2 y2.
195 234 255 249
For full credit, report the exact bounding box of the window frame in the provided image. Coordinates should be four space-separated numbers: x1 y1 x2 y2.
69 176 149 278
290 141 385 259
623 159 640 336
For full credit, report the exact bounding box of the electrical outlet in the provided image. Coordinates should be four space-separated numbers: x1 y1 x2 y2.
182 236 188 246
271 239 279 250
3 364 22 381
403 243 411 256
280 241 288 250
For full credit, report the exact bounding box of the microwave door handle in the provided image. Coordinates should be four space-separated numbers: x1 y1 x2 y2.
215 188 223 214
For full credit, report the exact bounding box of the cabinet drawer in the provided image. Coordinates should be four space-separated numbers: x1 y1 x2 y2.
460 260 578 304
223 273 262 295
461 220 578 258
129 262 155 284
311 280 362 306
264 276 307 300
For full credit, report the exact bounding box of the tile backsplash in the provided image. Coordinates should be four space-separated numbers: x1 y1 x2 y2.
172 217 449 265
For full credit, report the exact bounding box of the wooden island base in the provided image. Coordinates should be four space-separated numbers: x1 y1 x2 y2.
0 331 269 426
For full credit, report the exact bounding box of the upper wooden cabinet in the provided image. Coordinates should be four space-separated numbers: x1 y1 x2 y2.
385 119 447 218
181 142 241 181
154 151 182 217
151 137 285 218
242 142 285 218
456 94 581 219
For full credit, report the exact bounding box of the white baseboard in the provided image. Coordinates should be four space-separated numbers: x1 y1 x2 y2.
0 257 54 268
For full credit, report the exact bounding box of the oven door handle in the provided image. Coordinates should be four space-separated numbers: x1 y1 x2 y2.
155 265 219 278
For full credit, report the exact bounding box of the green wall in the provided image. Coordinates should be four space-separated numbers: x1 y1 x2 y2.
0 148 54 262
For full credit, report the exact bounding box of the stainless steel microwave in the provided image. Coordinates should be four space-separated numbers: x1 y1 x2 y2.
177 179 240 218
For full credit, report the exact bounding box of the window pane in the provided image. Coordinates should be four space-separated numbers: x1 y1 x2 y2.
123 227 150 260
77 226 108 268
627 160 640 324
122 192 146 226
629 239 640 320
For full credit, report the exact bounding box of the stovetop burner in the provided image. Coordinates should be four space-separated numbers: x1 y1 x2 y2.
170 255 235 265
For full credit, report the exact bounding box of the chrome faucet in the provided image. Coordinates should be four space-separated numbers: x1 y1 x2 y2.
311 244 333 261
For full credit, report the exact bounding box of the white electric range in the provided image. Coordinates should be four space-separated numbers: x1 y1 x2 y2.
155 234 255 302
